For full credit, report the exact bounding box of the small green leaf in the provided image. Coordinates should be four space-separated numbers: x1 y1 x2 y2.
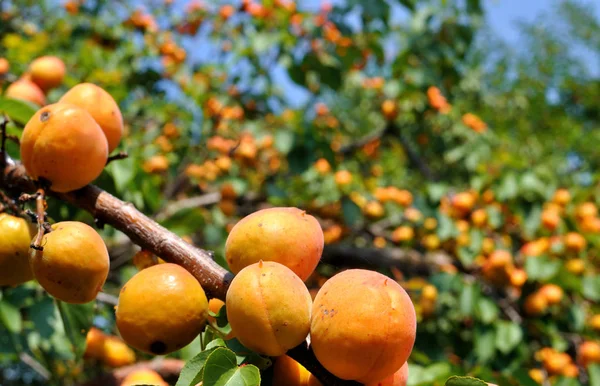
525 256 560 281
445 376 488 386
175 347 219 386
341 197 362 227
0 97 37 125
589 363 600 386
203 347 261 386
495 320 523 354
583 275 600 301
55 300 94 359
0 300 22 333
476 298 499 324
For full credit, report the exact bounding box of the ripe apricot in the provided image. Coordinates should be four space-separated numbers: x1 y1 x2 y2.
5 79 46 106
314 158 331 175
102 336 136 367
121 369 168 386
552 189 571 206
116 263 208 355
225 207 323 281
452 192 475 212
226 261 312 356
0 58 9 75
29 56 66 91
84 327 106 359
272 355 323 386
539 284 563 305
576 202 597 219
524 292 548 316
59 83 124 152
364 201 385 218
334 170 352 186
381 100 398 120
543 351 571 375
20 103 108 192
471 209 487 227
391 226 414 243
564 232 586 252
579 341 600 367
206 298 235 340
30 221 109 303
310 269 416 383
366 362 409 386
0 214 36 286
528 369 544 384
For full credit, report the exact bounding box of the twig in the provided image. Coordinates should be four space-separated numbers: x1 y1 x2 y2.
30 189 47 251
96 292 119 306
0 189 21 214
19 352 51 380
154 192 221 221
106 151 128 165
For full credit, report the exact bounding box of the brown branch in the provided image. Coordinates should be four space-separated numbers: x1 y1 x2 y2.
106 151 128 165
81 358 185 386
0 156 357 385
31 188 46 250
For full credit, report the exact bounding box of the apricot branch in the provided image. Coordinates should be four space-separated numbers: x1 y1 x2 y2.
31 188 47 251
106 151 129 165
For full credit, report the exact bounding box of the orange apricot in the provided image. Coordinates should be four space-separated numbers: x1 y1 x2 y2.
84 327 106 359
5 79 46 106
30 221 109 303
524 292 548 316
366 362 409 386
381 100 398 120
391 226 414 243
0 214 36 286
120 369 168 386
579 341 600 367
310 269 416 383
0 58 9 75
29 56 66 91
102 335 136 367
207 298 235 340
226 261 312 356
225 207 323 281
564 232 586 252
334 170 352 186
272 355 323 386
59 83 124 152
116 264 209 355
552 189 571 206
20 103 108 192
539 284 563 305
541 209 560 231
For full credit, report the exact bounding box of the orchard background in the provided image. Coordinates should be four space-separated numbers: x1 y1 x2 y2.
1 0 600 385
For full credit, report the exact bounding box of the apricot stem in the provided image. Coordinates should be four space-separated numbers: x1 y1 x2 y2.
31 188 46 251
106 151 129 165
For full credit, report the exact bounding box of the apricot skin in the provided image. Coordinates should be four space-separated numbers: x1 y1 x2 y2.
29 56 66 91
272 355 323 386
366 362 409 386
116 263 209 355
59 83 124 152
0 214 36 286
30 221 110 304
226 261 312 356
5 79 46 106
225 207 324 281
20 103 108 192
310 269 416 383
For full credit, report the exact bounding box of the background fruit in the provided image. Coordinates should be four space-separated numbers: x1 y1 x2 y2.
59 83 124 152
0 214 36 286
30 221 109 303
20 103 108 192
225 207 324 281
5 79 46 106
120 369 168 386
310 269 416 383
226 261 312 356
116 263 209 355
28 55 66 91
366 362 409 386
272 355 322 386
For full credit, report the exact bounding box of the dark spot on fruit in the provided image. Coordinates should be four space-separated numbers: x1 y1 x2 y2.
258 223 262 227
262 273 266 277
323 309 329 315
283 322 288 326
150 341 167 354
40 111 50 122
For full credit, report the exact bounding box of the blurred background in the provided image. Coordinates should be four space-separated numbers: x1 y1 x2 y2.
1 0 600 385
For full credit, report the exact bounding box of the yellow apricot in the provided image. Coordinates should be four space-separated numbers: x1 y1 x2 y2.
272 355 323 386
120 369 168 386
30 221 109 303
207 298 235 340
84 327 106 359
5 79 46 106
20 103 108 192
366 362 409 386
226 261 312 356
102 335 136 367
0 58 9 75
59 83 124 152
116 263 208 355
310 269 416 383
29 56 66 91
0 214 36 286
225 207 323 281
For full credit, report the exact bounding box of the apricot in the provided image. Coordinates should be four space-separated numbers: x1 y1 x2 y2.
552 189 571 206
5 79 46 106
226 261 312 356
334 170 352 185
543 351 571 375
366 362 409 386
59 83 124 152
564 232 586 252
30 221 109 303
579 341 600 367
272 355 323 386
314 158 331 175
452 192 475 212
225 207 323 281
207 298 235 340
524 292 548 316
589 314 600 331
28 56 66 91
20 103 108 192
0 58 9 75
391 226 414 243
0 214 36 286
541 209 560 231
84 327 106 359
471 209 487 227
310 269 416 383
116 263 209 355
102 336 136 367
381 100 398 120
539 284 563 305
364 201 385 218
120 369 168 386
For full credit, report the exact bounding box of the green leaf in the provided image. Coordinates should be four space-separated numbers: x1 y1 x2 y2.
495 320 523 354
55 300 94 360
203 347 261 386
459 283 478 317
498 173 518 201
589 363 600 386
0 97 37 125
476 298 499 324
474 327 496 363
341 197 362 227
175 347 219 386
583 275 600 301
445 376 488 386
525 256 561 281
0 300 22 333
